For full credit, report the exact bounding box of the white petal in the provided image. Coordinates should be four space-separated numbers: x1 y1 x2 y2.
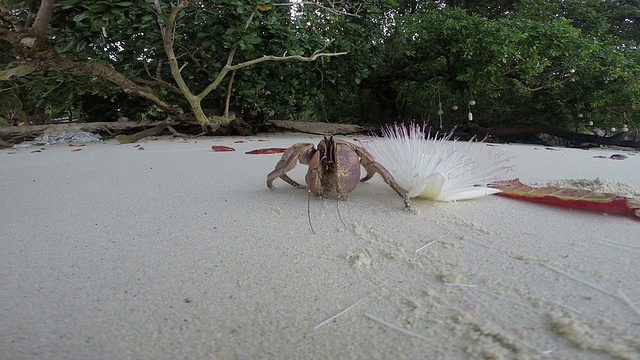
435 187 502 202
408 172 446 198
363 123 511 202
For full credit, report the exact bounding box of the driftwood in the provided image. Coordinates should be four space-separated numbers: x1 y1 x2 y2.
0 120 234 148
115 124 168 144
266 120 365 135
0 121 169 148
475 124 640 149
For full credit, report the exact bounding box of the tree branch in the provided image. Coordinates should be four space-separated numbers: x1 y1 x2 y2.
132 77 184 97
30 0 55 36
224 70 236 117
161 2 194 100
0 66 37 80
198 51 347 100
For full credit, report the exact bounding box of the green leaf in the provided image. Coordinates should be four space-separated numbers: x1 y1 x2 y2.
73 13 87 23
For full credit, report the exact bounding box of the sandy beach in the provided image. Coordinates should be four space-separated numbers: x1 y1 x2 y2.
1 133 639 359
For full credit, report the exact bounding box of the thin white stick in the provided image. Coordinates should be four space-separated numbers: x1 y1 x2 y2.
539 263 618 298
598 242 640 255
314 297 367 330
539 263 640 316
415 233 447 253
364 313 430 341
415 239 438 253
444 283 478 288
547 299 584 315
600 240 640 250
617 289 640 316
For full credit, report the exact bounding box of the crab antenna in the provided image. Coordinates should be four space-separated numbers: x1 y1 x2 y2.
336 200 348 231
307 190 316 235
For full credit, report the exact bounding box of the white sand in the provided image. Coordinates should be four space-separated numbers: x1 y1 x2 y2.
1 134 639 359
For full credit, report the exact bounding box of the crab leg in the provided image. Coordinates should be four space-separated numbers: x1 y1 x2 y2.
354 146 412 209
266 143 315 189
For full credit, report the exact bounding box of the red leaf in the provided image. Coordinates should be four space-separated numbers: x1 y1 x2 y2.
489 178 640 220
245 148 288 154
610 154 628 160
211 145 235 152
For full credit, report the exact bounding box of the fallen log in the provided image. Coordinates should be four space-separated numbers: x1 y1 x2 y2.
266 120 365 135
115 124 168 144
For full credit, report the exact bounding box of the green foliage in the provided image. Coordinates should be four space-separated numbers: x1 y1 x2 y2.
332 0 640 130
1 0 639 130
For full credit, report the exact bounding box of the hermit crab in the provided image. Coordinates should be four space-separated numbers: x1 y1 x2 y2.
266 136 411 209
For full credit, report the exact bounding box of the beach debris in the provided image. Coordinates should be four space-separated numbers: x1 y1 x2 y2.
489 178 640 220
593 154 628 160
115 123 167 144
364 313 430 341
313 296 367 330
609 154 628 160
234 140 246 143
362 123 511 201
211 145 235 152
71 148 83 152
245 148 287 154
13 131 101 148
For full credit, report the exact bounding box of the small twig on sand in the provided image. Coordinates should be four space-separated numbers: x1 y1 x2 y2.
415 233 450 253
314 296 367 330
364 313 430 341
540 263 617 298
540 263 640 316
598 241 640 255
617 289 640 316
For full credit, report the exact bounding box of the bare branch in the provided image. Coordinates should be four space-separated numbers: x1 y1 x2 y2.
0 66 37 80
132 77 184 97
30 0 55 36
161 1 194 99
198 51 347 100
152 0 167 37
177 44 208 74
0 28 18 42
224 70 236 117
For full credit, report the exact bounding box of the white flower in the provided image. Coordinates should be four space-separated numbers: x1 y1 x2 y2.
362 123 511 202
